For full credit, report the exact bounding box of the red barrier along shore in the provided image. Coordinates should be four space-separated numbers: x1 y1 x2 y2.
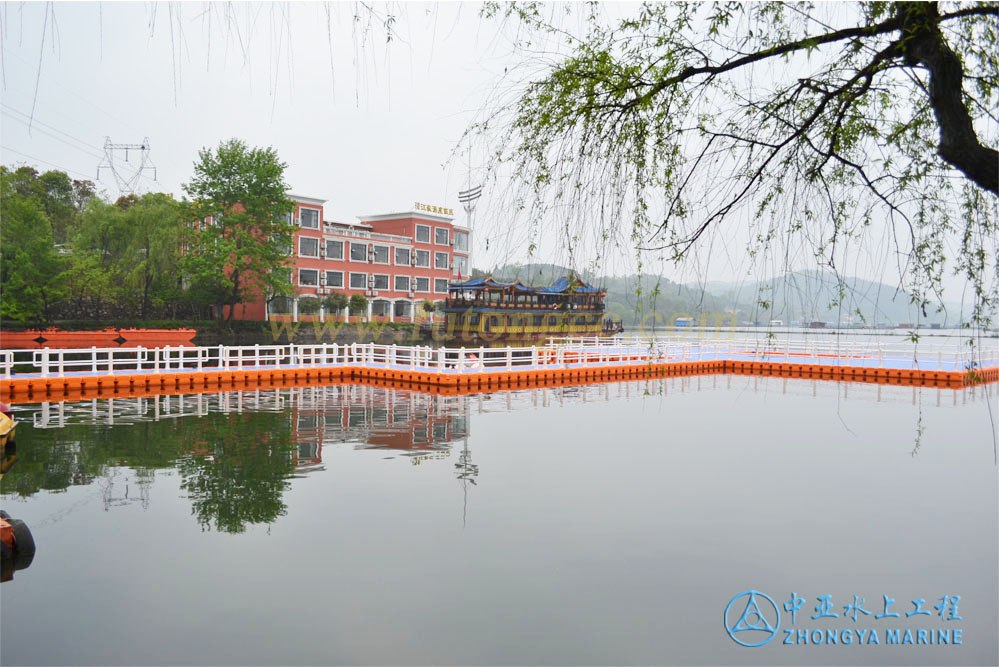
0 328 197 349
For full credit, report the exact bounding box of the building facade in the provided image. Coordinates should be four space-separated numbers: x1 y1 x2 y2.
240 196 471 322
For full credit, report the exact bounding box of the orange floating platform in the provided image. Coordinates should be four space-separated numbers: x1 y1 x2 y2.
0 328 197 350
1 358 994 405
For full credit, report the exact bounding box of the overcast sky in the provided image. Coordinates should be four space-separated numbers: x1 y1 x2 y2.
0 2 984 308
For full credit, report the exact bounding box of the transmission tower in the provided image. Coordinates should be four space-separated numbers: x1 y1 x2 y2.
96 137 157 195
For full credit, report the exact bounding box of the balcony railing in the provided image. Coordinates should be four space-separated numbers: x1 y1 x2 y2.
323 225 412 245
444 299 606 312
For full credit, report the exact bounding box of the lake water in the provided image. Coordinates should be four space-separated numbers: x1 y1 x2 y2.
1 377 996 666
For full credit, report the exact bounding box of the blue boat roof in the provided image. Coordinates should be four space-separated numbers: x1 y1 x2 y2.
449 274 603 295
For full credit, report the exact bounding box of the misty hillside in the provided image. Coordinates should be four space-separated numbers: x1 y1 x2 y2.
472 264 976 327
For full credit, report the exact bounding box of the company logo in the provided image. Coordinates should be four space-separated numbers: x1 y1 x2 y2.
724 590 781 647
725 590 965 648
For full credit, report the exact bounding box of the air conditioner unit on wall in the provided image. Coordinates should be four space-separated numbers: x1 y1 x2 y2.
408 292 415 298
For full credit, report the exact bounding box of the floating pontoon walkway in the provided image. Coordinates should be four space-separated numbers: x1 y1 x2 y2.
1 338 996 404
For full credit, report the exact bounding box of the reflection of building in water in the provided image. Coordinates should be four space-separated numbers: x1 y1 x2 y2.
289 385 470 472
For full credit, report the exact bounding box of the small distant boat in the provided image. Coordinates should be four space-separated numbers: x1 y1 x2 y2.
809 321 826 329
769 319 784 327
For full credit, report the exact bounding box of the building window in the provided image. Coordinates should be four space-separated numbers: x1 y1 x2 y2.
372 245 390 264
414 277 430 292
434 278 448 293
350 243 367 262
549 315 558 326
325 271 343 288
415 224 431 243
395 247 410 265
394 301 411 317
325 240 343 260
299 236 319 257
454 231 469 252
372 274 389 290
299 269 319 286
395 275 410 292
349 272 366 289
469 313 480 326
533 315 543 326
300 208 320 229
453 255 468 276
434 252 449 269
435 227 449 245
414 250 430 267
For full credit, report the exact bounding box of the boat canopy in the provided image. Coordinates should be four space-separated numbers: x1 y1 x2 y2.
449 274 604 295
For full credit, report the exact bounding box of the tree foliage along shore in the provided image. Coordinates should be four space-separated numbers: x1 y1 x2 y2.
1 140 304 326
480 1 998 326
181 139 296 327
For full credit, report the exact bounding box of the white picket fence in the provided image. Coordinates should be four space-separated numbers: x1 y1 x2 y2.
0 336 995 380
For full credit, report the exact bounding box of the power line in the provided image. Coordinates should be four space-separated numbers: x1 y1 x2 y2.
0 145 94 180
0 109 104 159
0 102 104 156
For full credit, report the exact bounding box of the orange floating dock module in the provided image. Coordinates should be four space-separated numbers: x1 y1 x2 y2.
0 328 197 349
1 340 995 404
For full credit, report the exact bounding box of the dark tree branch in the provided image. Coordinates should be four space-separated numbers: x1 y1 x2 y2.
896 2 998 194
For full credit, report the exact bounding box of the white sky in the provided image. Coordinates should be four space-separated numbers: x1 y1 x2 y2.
0 2 985 304
1 3 505 227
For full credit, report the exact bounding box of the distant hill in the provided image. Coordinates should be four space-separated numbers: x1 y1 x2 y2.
700 270 971 326
473 265 978 327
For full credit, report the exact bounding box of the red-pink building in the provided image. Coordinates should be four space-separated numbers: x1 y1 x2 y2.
242 195 471 322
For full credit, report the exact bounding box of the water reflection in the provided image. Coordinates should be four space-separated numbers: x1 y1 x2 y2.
3 379 992 534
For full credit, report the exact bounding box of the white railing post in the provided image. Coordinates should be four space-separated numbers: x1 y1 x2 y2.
91 346 98 373
506 346 512 370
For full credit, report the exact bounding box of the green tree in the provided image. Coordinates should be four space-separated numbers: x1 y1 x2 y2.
298 296 321 315
122 193 184 317
181 139 295 329
0 167 67 322
484 2 998 324
349 293 368 316
68 197 132 316
4 166 78 244
323 291 349 317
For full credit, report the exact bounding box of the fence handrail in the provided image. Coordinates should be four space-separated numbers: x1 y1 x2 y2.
0 335 992 379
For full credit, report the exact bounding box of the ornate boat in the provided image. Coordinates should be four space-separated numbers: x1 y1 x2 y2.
442 274 622 345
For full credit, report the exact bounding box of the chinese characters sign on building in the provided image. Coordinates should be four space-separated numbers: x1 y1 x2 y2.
414 202 454 216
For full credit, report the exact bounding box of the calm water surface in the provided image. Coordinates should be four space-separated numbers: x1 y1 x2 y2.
1 377 996 666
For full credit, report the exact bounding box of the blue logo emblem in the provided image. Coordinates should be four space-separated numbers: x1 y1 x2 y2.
724 590 781 646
